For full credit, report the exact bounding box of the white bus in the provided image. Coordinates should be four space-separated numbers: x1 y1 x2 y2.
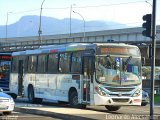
10 43 142 111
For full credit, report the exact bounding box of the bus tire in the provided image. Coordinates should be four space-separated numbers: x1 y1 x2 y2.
69 91 78 107
28 86 43 104
28 86 36 103
69 91 86 109
105 105 121 111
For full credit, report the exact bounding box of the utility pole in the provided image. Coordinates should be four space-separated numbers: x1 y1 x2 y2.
73 11 85 42
70 5 73 37
150 0 156 120
70 4 76 37
38 0 46 44
142 0 156 119
6 12 12 42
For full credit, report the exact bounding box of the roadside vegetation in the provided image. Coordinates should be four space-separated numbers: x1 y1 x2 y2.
154 94 160 104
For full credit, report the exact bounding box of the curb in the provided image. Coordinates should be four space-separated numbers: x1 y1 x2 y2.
14 106 97 120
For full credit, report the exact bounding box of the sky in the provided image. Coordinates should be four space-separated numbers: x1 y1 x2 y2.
0 0 160 27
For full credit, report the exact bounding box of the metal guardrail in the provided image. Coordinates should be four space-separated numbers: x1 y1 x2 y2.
0 26 160 52
0 38 160 52
0 40 55 52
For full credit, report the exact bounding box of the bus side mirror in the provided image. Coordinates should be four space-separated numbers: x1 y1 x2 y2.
142 57 145 66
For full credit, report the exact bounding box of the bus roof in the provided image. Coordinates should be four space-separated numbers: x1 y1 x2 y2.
12 43 96 56
12 43 138 56
95 43 138 48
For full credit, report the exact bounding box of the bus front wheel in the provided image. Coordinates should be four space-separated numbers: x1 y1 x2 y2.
105 105 121 111
69 91 78 107
69 91 86 109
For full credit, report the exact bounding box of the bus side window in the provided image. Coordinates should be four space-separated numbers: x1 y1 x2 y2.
59 52 71 73
48 53 58 73
83 57 94 78
37 55 47 73
71 52 82 74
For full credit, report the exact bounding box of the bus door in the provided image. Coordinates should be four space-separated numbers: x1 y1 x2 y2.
18 60 24 96
82 56 94 103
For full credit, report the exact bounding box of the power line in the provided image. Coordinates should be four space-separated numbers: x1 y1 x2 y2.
70 0 152 9
43 0 151 9
43 7 69 10
9 9 39 15
1 0 151 15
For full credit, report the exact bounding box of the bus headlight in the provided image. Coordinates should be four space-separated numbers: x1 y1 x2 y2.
132 88 141 97
95 86 108 96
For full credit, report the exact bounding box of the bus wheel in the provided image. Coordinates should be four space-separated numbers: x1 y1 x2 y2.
28 86 42 104
69 91 78 107
28 86 35 103
69 91 86 109
105 105 121 111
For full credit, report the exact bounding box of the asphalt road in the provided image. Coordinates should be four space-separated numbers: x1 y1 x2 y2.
14 99 160 120
87 105 160 115
0 111 62 120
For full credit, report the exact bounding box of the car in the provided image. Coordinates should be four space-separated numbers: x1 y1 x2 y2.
141 90 149 106
0 88 15 115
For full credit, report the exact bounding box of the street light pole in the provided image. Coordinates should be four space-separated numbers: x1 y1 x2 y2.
73 11 85 42
145 0 152 6
6 12 12 42
38 0 46 44
70 5 72 37
70 4 76 37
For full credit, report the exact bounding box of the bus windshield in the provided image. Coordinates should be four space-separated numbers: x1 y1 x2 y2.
96 55 141 86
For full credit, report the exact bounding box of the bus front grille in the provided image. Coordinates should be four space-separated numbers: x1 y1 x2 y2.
109 94 131 97
112 98 129 103
106 87 134 92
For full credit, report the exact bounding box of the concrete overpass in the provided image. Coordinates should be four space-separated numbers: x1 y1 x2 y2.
1 26 160 44
0 26 160 65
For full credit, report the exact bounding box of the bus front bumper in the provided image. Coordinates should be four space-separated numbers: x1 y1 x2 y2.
94 94 141 106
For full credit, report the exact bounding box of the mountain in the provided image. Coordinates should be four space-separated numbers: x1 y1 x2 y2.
0 15 127 38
